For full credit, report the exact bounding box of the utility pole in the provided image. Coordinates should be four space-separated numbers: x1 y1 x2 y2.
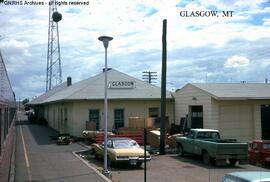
160 19 167 155
142 71 157 84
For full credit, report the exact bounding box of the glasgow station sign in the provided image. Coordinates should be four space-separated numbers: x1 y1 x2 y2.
108 81 136 89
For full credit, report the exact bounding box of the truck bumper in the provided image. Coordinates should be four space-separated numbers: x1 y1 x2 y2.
215 155 247 165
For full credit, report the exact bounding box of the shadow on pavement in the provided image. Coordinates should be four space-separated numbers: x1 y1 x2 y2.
170 154 245 170
16 120 31 125
17 120 58 145
77 150 143 171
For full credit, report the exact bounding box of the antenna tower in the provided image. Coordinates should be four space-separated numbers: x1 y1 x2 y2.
46 0 62 91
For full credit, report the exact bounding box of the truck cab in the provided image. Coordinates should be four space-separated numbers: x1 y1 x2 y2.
248 140 270 168
175 129 248 166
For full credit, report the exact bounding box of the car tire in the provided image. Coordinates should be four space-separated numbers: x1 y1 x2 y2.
177 144 185 157
92 149 99 159
228 159 237 166
136 162 142 168
202 151 210 165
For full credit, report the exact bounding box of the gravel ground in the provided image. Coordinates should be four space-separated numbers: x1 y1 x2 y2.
80 150 270 182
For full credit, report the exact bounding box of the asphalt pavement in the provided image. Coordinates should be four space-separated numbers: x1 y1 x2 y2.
15 119 109 182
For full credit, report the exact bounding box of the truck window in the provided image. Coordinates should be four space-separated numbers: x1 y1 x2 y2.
263 143 270 149
187 131 195 139
196 132 220 139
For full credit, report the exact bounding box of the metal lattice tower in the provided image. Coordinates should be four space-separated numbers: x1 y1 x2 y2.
46 0 62 92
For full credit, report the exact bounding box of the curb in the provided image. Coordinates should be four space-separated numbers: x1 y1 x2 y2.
72 150 112 182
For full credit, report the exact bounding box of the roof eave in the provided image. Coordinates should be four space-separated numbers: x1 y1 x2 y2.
215 97 270 100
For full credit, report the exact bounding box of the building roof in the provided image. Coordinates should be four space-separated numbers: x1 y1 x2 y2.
28 82 67 105
30 69 173 105
189 83 270 100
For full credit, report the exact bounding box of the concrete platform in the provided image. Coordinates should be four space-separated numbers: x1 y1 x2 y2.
15 120 110 182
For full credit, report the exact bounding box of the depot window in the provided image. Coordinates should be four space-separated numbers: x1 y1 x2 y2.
149 107 159 117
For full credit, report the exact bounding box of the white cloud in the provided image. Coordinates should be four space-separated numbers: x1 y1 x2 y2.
0 39 31 56
224 55 250 68
1 0 270 98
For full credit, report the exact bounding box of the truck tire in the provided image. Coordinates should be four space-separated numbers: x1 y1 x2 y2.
177 144 185 157
202 151 210 165
229 159 237 166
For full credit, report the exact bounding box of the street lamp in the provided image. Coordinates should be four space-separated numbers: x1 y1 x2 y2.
98 35 113 177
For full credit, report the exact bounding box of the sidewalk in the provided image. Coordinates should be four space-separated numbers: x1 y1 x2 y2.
15 120 110 182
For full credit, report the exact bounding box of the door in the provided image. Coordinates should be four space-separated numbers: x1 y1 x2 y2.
64 108 68 133
190 106 203 128
89 109 100 130
114 109 124 130
261 105 270 140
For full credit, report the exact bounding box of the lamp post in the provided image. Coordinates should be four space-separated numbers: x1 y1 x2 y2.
98 35 113 177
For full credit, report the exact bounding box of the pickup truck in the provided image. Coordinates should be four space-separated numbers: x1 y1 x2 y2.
248 140 270 168
175 129 248 166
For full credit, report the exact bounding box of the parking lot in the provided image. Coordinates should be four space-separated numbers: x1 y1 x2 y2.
81 149 270 182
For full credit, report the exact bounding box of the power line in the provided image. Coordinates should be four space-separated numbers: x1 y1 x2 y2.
142 71 157 84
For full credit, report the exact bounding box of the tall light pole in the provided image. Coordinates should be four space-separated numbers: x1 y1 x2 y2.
98 35 113 177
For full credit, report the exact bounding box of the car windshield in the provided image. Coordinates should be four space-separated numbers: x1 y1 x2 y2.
113 139 140 149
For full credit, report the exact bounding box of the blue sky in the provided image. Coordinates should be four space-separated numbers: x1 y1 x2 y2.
0 0 270 100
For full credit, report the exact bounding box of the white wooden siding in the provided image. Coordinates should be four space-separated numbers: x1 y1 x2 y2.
45 100 174 137
174 84 270 141
174 84 216 129
219 104 253 142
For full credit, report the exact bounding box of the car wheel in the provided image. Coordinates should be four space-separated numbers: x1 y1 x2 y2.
177 144 184 157
228 159 237 166
135 162 143 168
92 149 99 159
202 151 210 165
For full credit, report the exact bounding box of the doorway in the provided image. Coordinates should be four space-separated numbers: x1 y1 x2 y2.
261 105 270 139
89 109 100 130
190 106 203 129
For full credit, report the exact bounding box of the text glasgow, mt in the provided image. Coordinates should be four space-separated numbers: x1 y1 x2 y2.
179 10 234 17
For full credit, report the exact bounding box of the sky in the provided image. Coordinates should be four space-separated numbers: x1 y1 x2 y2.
0 0 270 100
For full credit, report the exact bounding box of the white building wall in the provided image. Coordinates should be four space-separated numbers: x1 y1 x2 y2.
174 84 270 141
44 102 74 134
253 104 261 140
174 84 216 129
218 102 253 142
218 100 270 141
59 99 174 137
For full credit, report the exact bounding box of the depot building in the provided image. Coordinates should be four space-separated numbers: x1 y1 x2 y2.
174 83 270 142
29 69 174 137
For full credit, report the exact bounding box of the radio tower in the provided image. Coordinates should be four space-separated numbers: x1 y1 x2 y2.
46 0 62 92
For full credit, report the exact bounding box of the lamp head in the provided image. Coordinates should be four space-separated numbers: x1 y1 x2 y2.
98 36 113 48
